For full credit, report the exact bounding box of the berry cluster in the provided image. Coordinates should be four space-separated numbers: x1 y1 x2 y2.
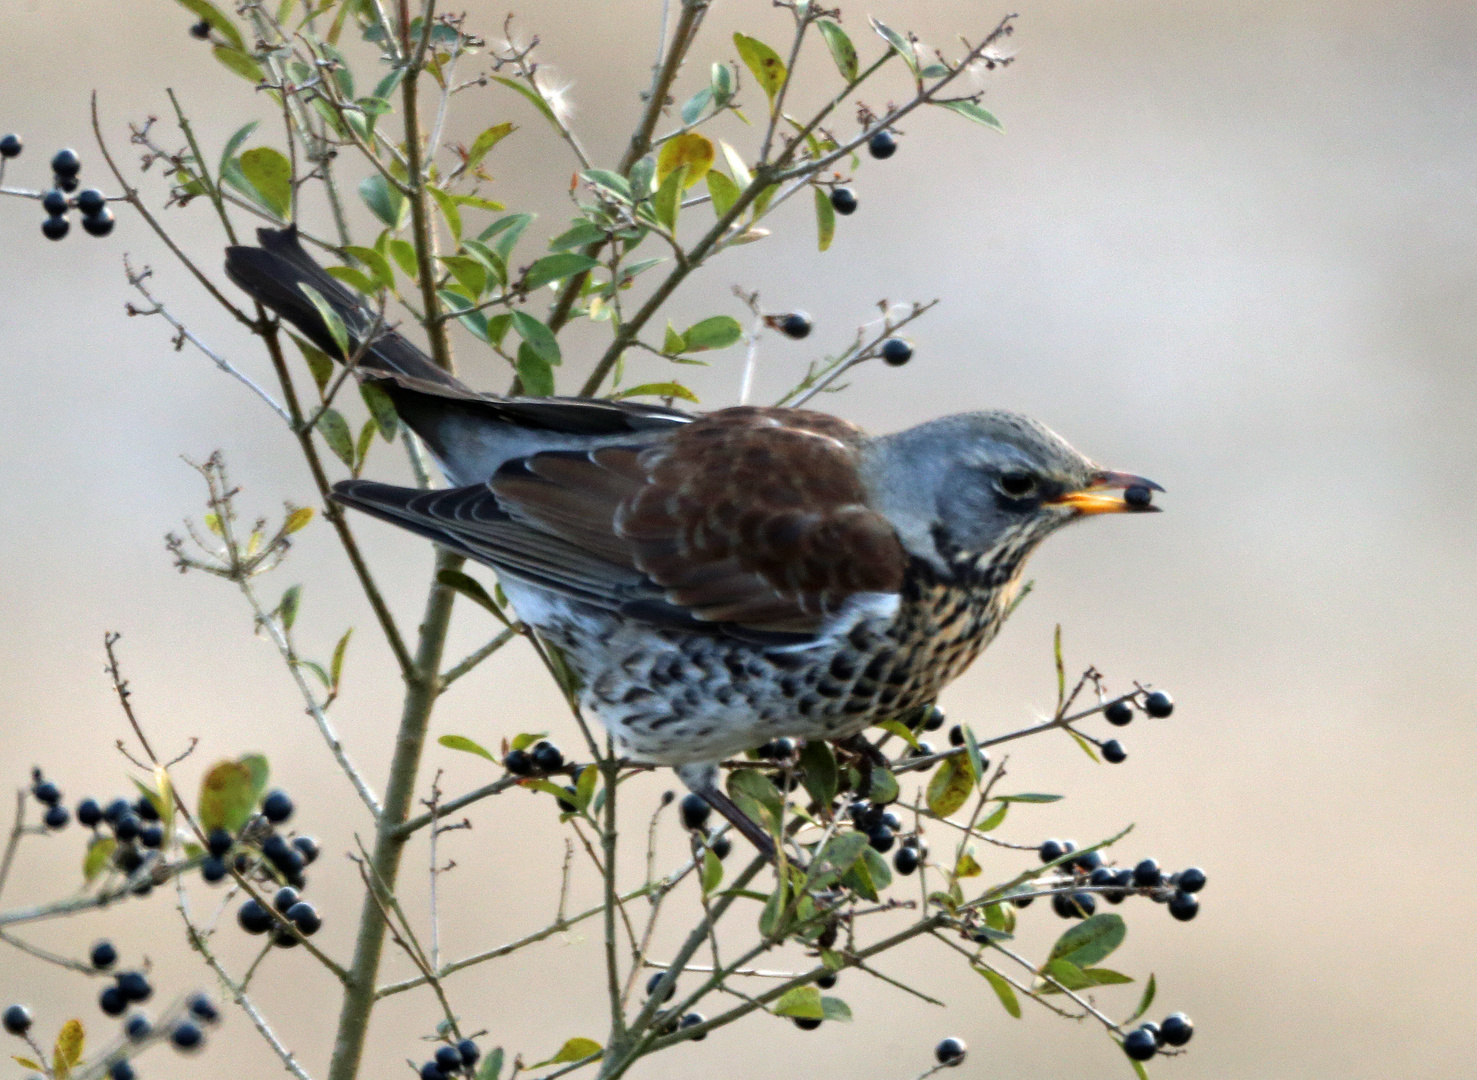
417 1040 482 1080
504 740 596 814
0 140 118 240
1123 1011 1194 1061
676 794 733 860
1033 842 1207 922
42 772 173 893
221 786 325 946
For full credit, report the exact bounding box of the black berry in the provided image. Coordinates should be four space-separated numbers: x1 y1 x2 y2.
1124 484 1153 508
261 789 294 823
99 986 127 1016
286 901 321 935
139 823 163 848
679 1012 707 1040
1039 839 1068 863
0 134 21 158
91 940 118 969
115 846 144 874
434 1046 462 1074
50 148 80 178
778 312 812 339
911 741 934 757
1102 739 1127 764
1052 891 1096 919
44 805 70 829
116 971 151 1003
1010 892 1034 908
103 798 131 823
292 836 320 864
710 833 732 860
32 778 61 804
679 793 711 831
125 1014 152 1040
1168 890 1199 921
238 899 273 934
170 1020 204 1051
110 1061 135 1080
947 724 964 746
1133 858 1163 888
793 1016 822 1030
207 828 233 858
1074 849 1104 873
2 1004 32 1035
134 797 160 822
530 740 564 772
921 706 946 731
756 737 795 760
829 187 857 215
1104 700 1133 726
503 748 534 775
934 1037 967 1066
55 174 79 193
816 972 837 989
867 130 897 159
1177 866 1207 893
273 926 300 948
42 216 69 241
556 785 578 813
113 813 140 842
867 825 895 853
1160 1012 1194 1046
457 1040 480 1067
77 798 102 827
273 886 299 912
881 810 903 832
880 338 913 366
1123 1027 1157 1061
1140 1021 1163 1045
419 1063 445 1080
645 972 676 1001
201 856 227 883
187 993 219 1023
190 19 212 39
1143 690 1174 718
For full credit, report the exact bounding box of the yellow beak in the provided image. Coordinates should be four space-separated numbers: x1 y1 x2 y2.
1048 471 1164 515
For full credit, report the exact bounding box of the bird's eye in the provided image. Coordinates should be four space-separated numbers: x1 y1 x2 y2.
997 472 1038 499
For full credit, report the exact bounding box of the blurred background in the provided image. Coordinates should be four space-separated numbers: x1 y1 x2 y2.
2 1 1475 1077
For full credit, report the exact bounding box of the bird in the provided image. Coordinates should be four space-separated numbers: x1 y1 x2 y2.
225 226 1161 855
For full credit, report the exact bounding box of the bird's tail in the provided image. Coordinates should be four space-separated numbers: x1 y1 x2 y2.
224 225 463 390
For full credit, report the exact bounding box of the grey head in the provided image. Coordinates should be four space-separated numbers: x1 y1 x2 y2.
858 410 1160 576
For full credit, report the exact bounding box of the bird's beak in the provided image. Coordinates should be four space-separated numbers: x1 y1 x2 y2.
1048 471 1164 515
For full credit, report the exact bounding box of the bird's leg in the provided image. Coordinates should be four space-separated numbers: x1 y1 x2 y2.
675 762 776 862
833 733 888 800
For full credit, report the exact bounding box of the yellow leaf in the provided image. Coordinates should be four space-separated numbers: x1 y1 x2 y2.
283 506 314 534
53 1018 84 1079
656 132 715 190
733 33 787 110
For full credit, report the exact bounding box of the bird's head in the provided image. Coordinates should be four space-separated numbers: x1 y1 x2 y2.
859 410 1161 578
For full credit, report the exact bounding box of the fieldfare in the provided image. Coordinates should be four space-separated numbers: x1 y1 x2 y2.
226 227 1161 854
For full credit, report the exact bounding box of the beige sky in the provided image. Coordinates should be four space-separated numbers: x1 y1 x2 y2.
1 2 1474 1079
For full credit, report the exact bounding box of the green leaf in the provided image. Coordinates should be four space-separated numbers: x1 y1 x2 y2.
1127 972 1157 1024
1054 623 1065 708
175 0 244 49
297 283 350 358
439 734 496 762
516 344 555 397
428 186 463 242
452 193 506 214
954 850 982 878
465 121 516 170
217 120 259 183
798 739 838 807
995 792 1062 804
813 185 836 251
581 169 631 202
973 964 1022 1018
707 169 739 219
816 20 859 81
213 44 264 82
510 310 561 365
733 33 787 110
359 172 408 228
549 220 608 251
859 846 893 892
662 321 686 354
342 245 394 290
680 86 713 125
810 831 869 884
868 767 899 805
926 752 974 817
298 657 331 688
977 800 1008 832
628 157 656 202
820 996 853 1022
241 753 270 805
1131 1059 1150 1080
875 719 920 749
522 253 599 291
490 75 559 125
869 16 917 74
759 875 791 936
326 265 378 296
82 836 115 883
330 628 352 689
1047 912 1127 969
610 382 699 403
540 1038 601 1066
437 570 504 618
773 985 823 1019
386 238 418 277
574 763 599 813
317 408 355 468
278 584 301 631
439 254 487 297
474 1048 503 1080
964 725 986 782
701 848 724 894
727 769 784 832
681 314 743 352
938 99 1004 132
239 146 292 219
360 381 399 441
510 731 549 752
652 164 684 231
198 759 256 833
1066 726 1100 762
711 61 733 105
656 132 715 189
719 140 752 189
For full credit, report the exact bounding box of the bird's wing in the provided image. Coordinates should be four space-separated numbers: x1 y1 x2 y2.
335 406 907 638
